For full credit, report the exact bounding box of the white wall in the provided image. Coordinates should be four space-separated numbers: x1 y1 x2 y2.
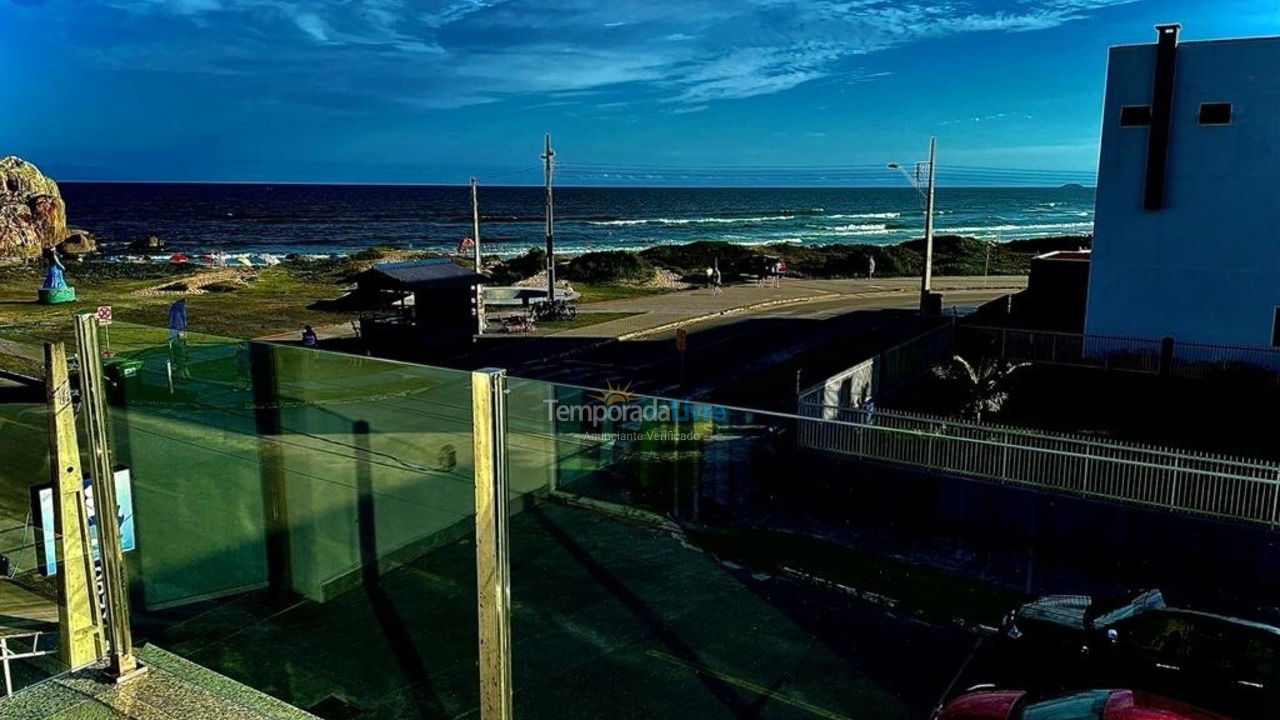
1086 37 1280 347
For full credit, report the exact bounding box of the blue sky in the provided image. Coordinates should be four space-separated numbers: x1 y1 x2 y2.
2 0 1277 184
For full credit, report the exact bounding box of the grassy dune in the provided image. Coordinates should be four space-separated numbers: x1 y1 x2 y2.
0 235 1085 348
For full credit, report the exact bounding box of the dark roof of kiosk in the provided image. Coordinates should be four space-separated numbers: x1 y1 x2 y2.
362 258 485 289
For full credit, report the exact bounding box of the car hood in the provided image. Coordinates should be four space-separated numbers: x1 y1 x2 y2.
937 690 1026 720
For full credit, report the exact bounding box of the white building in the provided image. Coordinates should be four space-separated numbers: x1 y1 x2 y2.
1085 25 1280 348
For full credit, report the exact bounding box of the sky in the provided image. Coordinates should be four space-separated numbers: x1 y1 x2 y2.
2 0 1277 184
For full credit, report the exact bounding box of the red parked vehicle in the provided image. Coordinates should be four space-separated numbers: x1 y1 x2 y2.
935 688 1233 720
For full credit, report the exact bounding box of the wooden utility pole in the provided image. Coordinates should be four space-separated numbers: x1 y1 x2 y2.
74 313 142 681
542 134 556 304
45 342 106 669
920 135 937 310
470 176 481 272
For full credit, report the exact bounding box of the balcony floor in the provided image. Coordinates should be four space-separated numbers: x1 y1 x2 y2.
141 500 980 719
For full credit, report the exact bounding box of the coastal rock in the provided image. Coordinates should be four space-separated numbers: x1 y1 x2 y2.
129 234 166 252
59 229 97 256
0 156 68 260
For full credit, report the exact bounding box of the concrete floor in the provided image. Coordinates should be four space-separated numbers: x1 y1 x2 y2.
0 645 320 720
137 501 977 720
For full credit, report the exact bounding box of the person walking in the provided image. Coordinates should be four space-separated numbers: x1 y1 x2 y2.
712 264 723 295
704 266 714 292
867 255 876 279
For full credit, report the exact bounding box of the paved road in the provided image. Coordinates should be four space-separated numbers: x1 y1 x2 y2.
552 276 1025 339
464 281 1021 407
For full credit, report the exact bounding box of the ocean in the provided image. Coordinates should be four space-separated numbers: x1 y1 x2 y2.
60 183 1095 259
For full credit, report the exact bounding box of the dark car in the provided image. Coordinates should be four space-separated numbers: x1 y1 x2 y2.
1002 590 1280 716
934 687 1231 720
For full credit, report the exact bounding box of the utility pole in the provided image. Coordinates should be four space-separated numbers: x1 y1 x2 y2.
470 176 481 272
888 135 938 313
74 314 144 682
921 136 937 308
542 134 556 305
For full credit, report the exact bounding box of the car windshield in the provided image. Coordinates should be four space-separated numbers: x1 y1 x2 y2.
1093 590 1167 629
1018 690 1112 720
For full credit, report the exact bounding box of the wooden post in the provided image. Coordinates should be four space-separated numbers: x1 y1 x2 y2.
472 368 512 720
74 314 143 681
45 342 107 669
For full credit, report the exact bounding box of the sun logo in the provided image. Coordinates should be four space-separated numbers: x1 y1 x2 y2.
589 379 635 406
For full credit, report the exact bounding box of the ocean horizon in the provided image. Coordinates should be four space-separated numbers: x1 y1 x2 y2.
60 182 1096 259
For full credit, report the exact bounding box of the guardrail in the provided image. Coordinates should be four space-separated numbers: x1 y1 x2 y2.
797 402 1280 527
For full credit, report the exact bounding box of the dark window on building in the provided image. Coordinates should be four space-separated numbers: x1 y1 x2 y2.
1120 105 1152 127
1272 308 1280 347
1199 102 1232 125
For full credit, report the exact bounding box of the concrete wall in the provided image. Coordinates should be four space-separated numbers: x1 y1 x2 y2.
1086 36 1280 346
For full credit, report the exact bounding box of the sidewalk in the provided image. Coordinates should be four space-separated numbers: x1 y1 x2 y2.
554 275 1026 339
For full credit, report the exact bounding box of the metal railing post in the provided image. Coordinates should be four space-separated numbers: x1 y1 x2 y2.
1271 472 1280 529
74 314 144 682
472 368 513 720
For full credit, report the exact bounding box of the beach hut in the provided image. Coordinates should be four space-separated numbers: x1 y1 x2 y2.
353 258 485 355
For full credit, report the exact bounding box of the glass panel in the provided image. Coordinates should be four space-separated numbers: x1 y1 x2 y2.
504 376 1280 719
0 400 68 695
98 321 480 719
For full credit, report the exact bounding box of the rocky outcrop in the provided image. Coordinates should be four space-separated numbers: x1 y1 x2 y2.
129 234 166 252
58 229 97 257
0 156 68 260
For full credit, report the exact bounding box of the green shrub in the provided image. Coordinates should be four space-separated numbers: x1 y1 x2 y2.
489 248 546 285
563 251 655 284
639 241 757 281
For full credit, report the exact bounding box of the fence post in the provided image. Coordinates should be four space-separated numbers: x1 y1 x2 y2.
1271 472 1280 529
472 368 513 720
1081 443 1092 495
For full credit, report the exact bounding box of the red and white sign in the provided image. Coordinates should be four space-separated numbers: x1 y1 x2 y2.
96 305 113 324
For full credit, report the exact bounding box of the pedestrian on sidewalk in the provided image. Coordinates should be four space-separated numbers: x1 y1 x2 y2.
712 264 723 295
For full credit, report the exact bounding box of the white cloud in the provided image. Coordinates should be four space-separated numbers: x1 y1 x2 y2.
292 12 329 41
87 0 1144 108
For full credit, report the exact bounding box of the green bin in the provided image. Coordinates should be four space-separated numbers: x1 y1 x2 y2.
103 357 143 406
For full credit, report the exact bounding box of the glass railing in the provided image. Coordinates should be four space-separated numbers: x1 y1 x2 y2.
97 322 481 718
2 322 1277 719
0 401 69 696
502 377 1280 720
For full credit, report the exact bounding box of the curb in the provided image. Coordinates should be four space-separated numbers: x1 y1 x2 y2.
616 292 836 340
616 282 1024 341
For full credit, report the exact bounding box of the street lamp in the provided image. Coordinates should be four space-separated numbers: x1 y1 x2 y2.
889 137 938 313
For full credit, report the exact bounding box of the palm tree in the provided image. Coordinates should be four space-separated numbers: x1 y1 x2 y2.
932 355 1030 422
